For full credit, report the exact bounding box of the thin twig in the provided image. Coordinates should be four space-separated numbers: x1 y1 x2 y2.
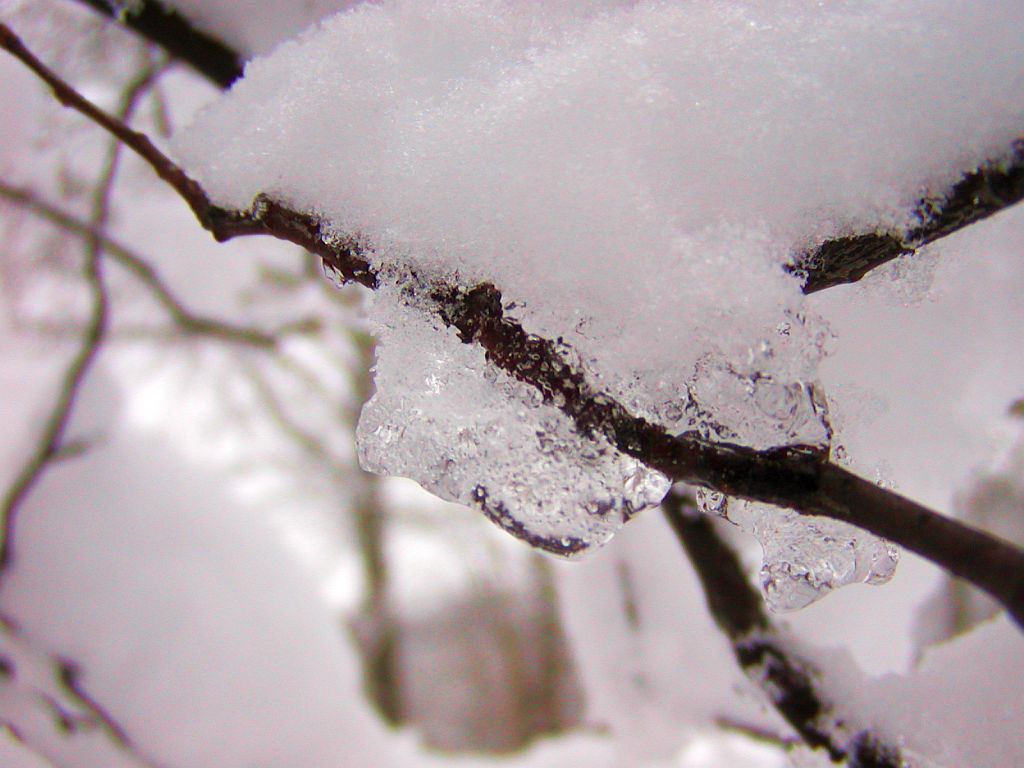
1 616 166 768
0 182 280 349
0 66 173 768
4 22 1024 627
0 62 156 572
55 661 130 746
0 22 375 286
663 489 903 767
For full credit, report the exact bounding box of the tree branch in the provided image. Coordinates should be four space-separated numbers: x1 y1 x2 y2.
796 140 1024 293
0 59 157 573
5 22 1023 627
662 489 902 767
438 282 1024 626
0 22 373 285
0 182 281 349
1 614 167 767
70 0 243 88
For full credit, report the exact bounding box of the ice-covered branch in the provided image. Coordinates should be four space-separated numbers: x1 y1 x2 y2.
5 22 1023 627
662 490 902 767
438 282 1024 625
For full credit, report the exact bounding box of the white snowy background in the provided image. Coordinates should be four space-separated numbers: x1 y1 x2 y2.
0 1 1022 767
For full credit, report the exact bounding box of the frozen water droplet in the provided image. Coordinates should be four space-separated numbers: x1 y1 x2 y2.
719 499 899 611
622 460 671 515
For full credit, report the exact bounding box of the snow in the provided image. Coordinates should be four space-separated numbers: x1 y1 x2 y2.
863 615 1024 768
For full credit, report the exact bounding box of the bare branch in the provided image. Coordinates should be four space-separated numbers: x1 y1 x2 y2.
0 182 280 349
663 489 903 767
5 23 1023 627
0 60 158 573
55 660 130 747
1 613 167 768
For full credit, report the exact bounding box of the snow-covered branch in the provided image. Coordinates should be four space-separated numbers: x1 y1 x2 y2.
69 0 1024 297
4 20 1023 630
796 139 1024 292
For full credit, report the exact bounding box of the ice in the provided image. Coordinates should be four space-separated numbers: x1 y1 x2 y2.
357 279 670 555
174 1 1023 578
724 499 899 612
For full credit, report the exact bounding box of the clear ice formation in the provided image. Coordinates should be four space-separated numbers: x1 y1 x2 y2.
687 318 899 610
357 282 671 556
698 491 899 612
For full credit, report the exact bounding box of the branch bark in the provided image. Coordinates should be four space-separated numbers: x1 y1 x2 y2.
5 21 1023 628
70 0 243 88
795 140 1024 293
662 489 902 767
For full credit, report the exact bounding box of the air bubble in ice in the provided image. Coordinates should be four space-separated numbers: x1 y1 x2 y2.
695 488 728 517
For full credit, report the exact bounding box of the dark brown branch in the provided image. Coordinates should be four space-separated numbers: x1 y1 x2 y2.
663 490 902 767
435 282 1024 626
796 139 1024 293
71 0 243 88
5 23 1023 627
